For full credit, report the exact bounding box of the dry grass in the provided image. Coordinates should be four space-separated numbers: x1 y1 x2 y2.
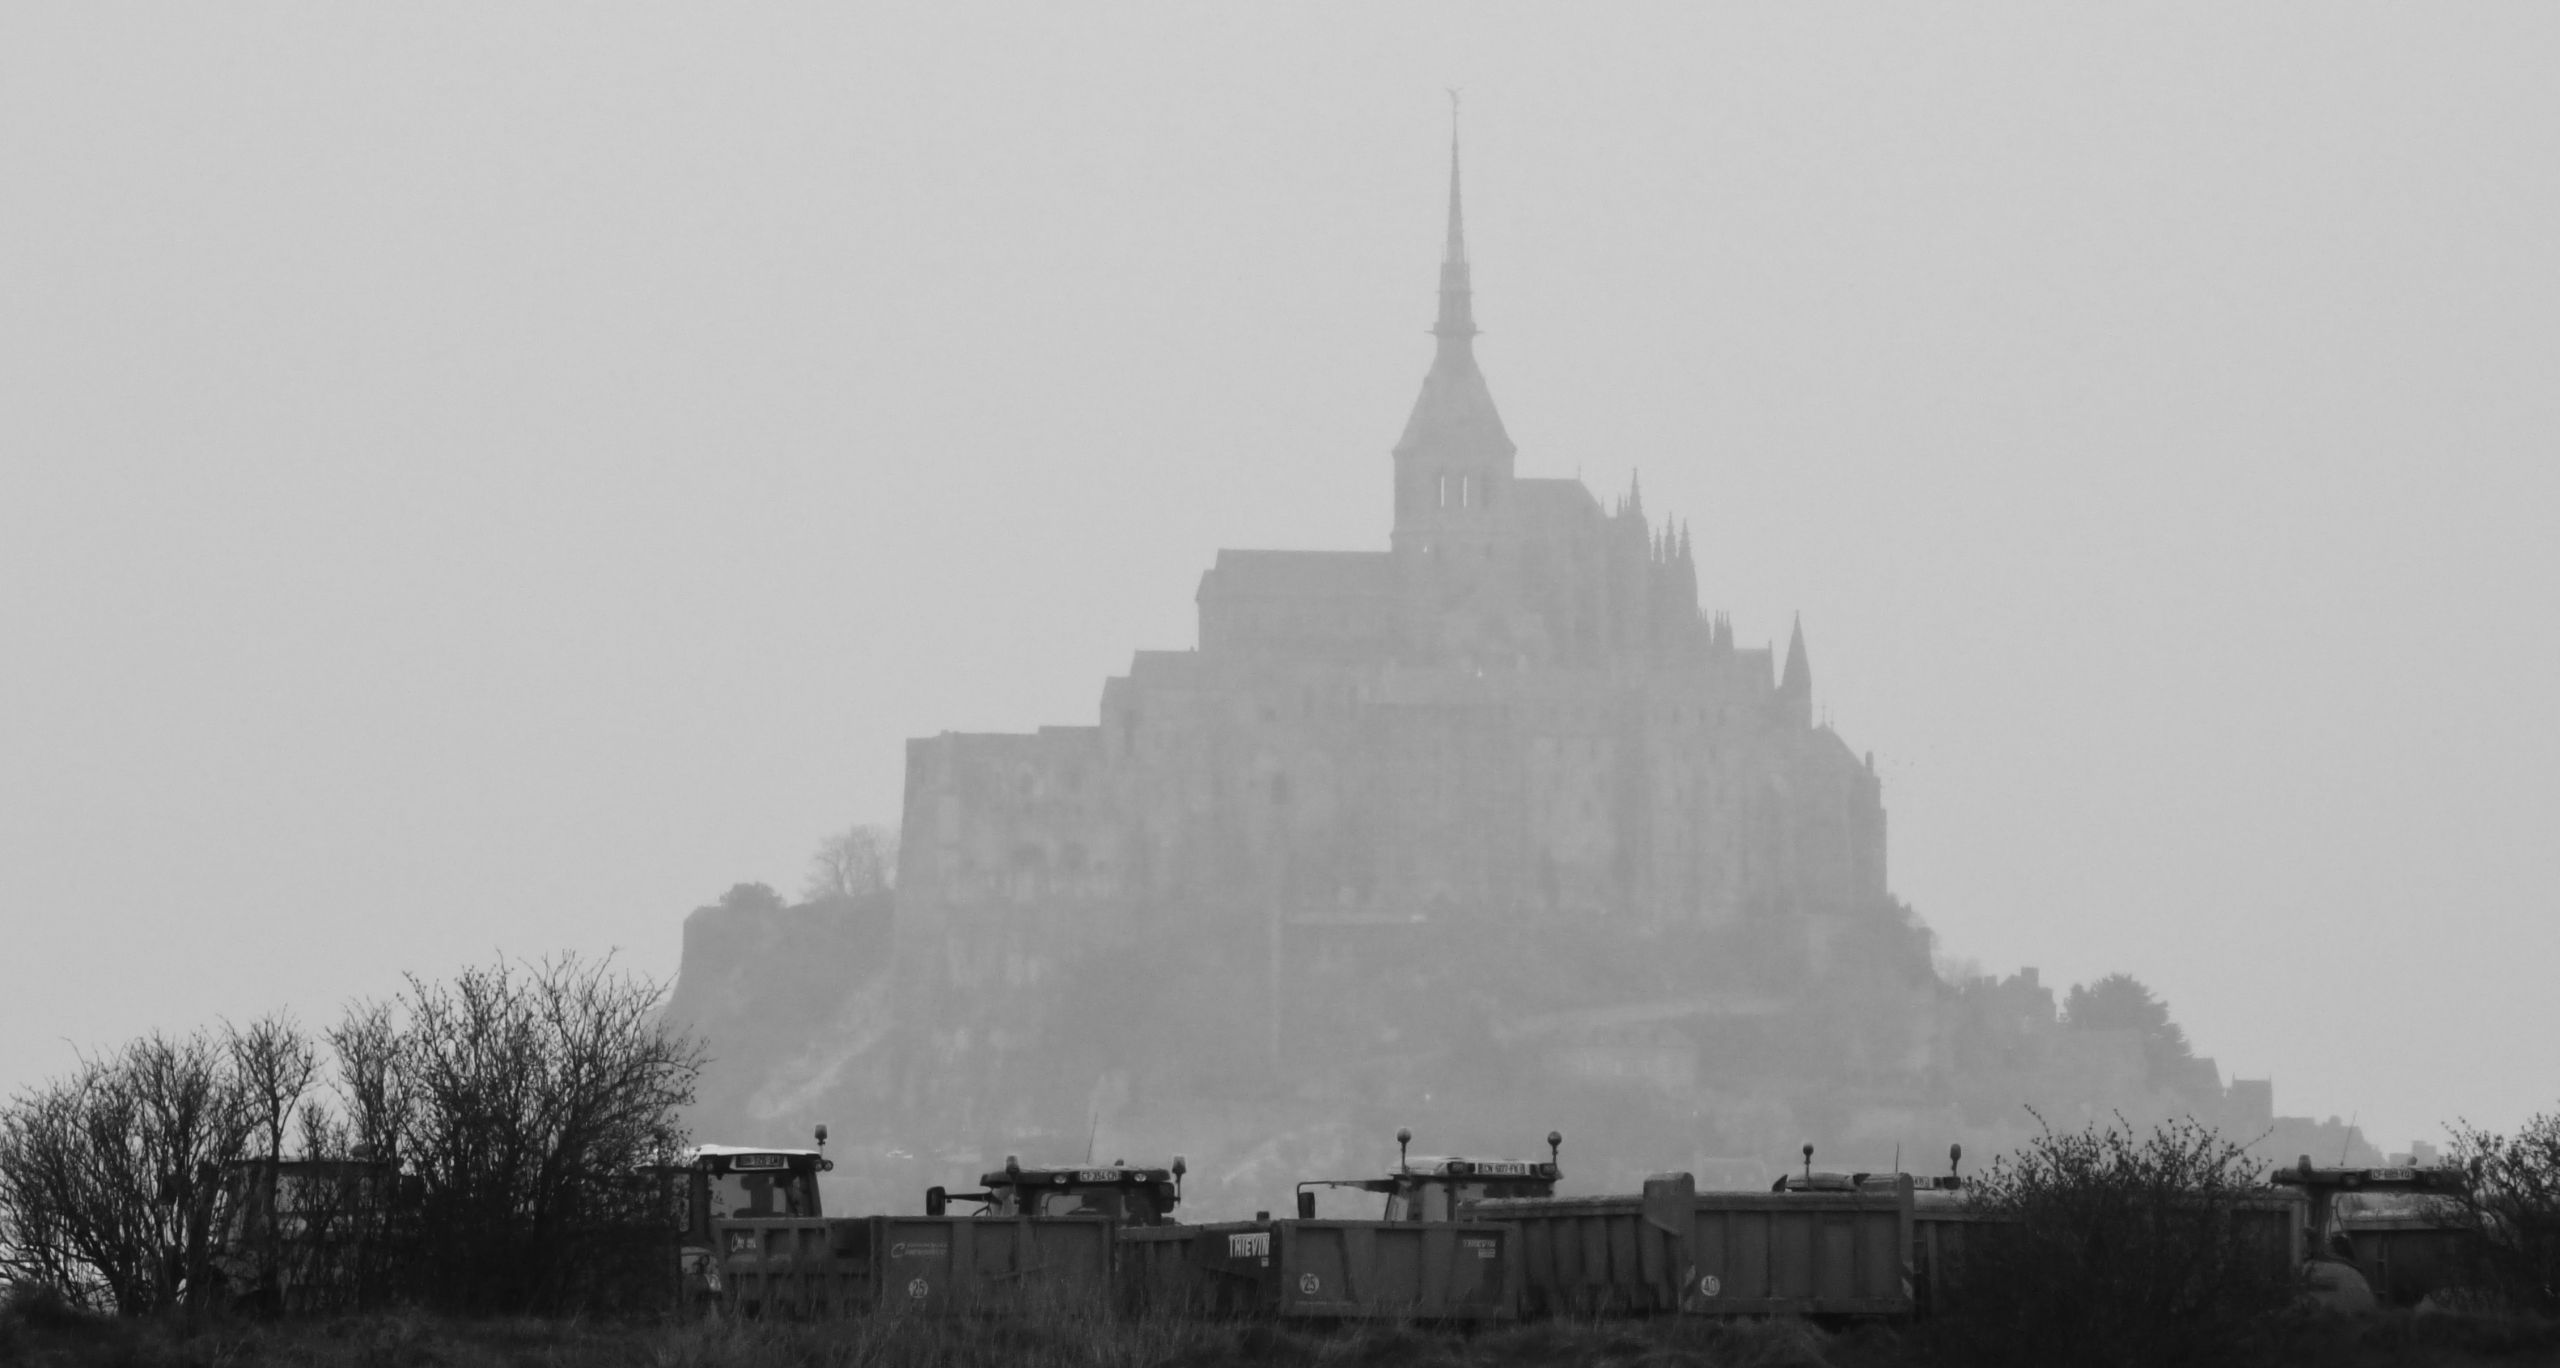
4 1293 2554 1368
0 1292 1870 1368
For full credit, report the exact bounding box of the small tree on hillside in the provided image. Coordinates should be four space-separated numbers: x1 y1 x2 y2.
2064 973 2197 1084
716 881 786 915
803 824 897 903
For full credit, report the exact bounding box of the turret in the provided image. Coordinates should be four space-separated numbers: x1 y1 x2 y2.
1777 614 1813 727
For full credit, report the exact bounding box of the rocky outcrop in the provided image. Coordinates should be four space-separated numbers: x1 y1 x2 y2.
661 887 893 1152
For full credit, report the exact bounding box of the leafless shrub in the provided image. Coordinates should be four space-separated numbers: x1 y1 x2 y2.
1936 1114 2301 1368
1 957 699 1319
381 952 703 1313
0 1029 262 1313
2445 1109 2560 1316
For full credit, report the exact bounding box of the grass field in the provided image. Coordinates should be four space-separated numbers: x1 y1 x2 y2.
6 1298 2559 1368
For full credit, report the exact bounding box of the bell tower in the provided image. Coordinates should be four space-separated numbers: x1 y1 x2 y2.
1391 109 1515 554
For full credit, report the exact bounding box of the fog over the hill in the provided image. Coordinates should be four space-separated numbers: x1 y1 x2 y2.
4 5 2556 1166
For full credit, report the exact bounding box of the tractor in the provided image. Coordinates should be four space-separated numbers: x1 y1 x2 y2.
1295 1127 1563 1222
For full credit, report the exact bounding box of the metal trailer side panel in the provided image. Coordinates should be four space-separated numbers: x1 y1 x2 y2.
871 1215 1115 1314
714 1218 870 1318
1115 1223 1277 1319
714 1215 1115 1318
1504 1207 1644 1315
1684 1197 1908 1315
1479 1181 1916 1319
1114 1219 1516 1320
1115 1224 1236 1318
1275 1221 1514 1320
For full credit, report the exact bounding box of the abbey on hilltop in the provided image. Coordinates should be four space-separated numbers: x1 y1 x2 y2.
669 129 2349 1207
896 130 1887 962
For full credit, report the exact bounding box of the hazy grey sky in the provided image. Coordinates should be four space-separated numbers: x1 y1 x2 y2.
5 4 2555 1156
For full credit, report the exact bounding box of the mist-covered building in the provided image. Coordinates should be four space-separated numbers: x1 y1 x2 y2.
667 136 2364 1209
889 134 1923 1117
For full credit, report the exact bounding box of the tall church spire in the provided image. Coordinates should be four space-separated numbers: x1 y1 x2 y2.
1392 103 1514 546
1434 106 1476 352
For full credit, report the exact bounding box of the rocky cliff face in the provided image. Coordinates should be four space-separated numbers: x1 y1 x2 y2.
663 886 2365 1220
660 888 895 1163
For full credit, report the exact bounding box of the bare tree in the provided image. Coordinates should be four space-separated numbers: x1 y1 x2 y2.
0 1031 255 1314
0 1074 101 1305
803 823 898 902
326 999 411 1168
388 952 702 1312
227 1013 317 1167
2 960 700 1318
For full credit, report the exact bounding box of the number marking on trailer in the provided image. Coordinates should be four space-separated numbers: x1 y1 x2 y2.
1299 1273 1320 1296
1698 1274 1722 1297
907 1278 930 1300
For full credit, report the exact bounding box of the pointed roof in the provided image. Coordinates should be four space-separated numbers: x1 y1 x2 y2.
1395 110 1513 462
1441 113 1468 280
1780 614 1812 698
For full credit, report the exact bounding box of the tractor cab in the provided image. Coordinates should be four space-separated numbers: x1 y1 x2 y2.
680 1143 831 1230
656 1132 832 1304
1298 1128 1563 1222
927 1156 1186 1226
2272 1159 2467 1255
1773 1143 1966 1194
